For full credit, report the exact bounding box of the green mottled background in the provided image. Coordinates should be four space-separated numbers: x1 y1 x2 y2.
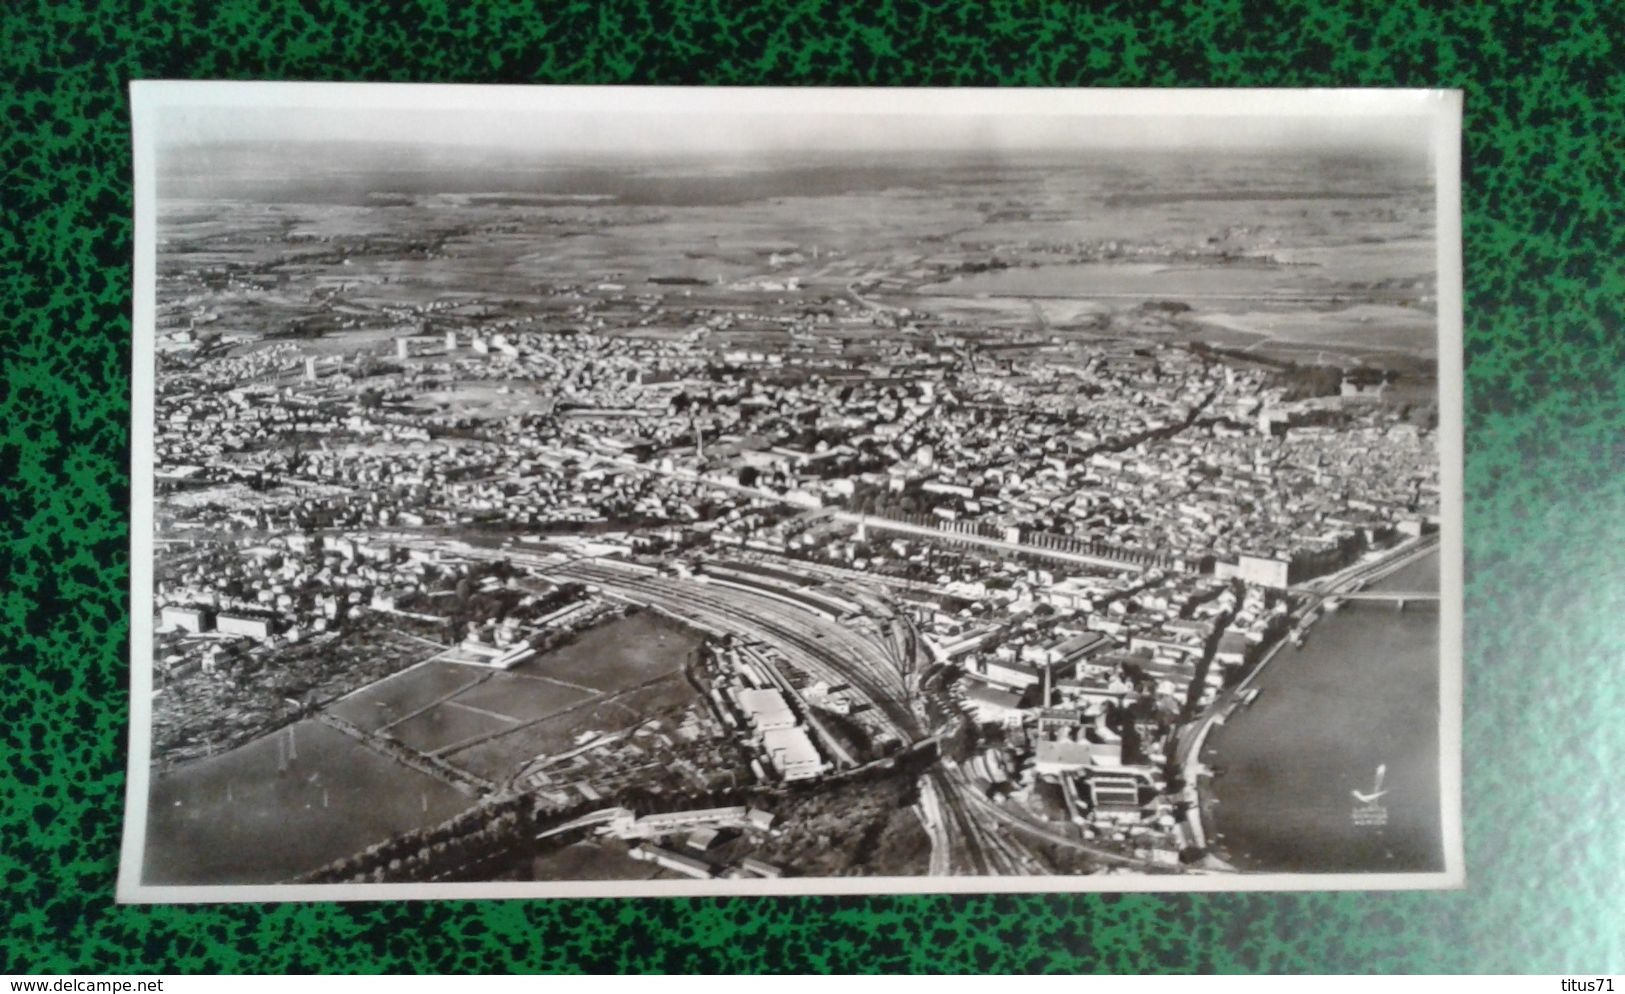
2 0 1621 974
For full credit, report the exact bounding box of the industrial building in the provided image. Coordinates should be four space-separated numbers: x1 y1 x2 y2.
961 679 1025 726
629 843 713 879
1079 769 1152 822
216 612 274 640
160 605 213 633
1235 552 1292 589
734 687 798 732
762 726 824 781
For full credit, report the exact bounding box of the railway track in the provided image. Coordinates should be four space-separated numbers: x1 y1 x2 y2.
930 769 993 875
444 545 1030 875
942 766 1182 874
558 562 923 743
561 561 1056 877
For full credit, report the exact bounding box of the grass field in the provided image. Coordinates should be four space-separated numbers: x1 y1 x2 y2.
328 661 487 732
447 672 698 783
1193 304 1435 354
514 611 702 692
441 614 705 781
325 613 708 783
452 671 600 722
528 839 674 882
387 700 514 755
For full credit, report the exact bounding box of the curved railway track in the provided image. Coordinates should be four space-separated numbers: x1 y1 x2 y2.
443 545 1132 878
559 562 923 744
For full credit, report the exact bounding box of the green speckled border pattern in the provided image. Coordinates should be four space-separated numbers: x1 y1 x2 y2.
2 0 1622 974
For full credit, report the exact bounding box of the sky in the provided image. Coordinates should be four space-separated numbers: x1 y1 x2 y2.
142 84 1450 162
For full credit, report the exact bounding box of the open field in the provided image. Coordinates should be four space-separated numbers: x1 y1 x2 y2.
146 613 708 884
446 671 696 783
328 661 487 732
453 671 600 722
144 718 474 885
528 840 672 882
325 613 707 783
899 294 1112 327
151 622 439 765
410 384 550 419
1192 304 1436 354
513 611 703 692
388 699 514 755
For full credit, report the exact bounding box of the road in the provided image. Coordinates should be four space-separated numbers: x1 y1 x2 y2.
1333 590 1439 603
913 775 952 876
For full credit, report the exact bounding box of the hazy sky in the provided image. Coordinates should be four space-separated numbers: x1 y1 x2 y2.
144 85 1449 161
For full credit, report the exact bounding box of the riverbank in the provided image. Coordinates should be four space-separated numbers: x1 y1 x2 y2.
1196 546 1443 873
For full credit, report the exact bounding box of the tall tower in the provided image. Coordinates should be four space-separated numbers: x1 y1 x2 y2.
303 356 318 381
692 415 704 460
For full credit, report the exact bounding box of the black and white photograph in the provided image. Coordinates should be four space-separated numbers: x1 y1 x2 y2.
120 83 1463 901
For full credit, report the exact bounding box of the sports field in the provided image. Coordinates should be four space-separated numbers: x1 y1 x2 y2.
330 612 705 781
517 611 702 691
328 661 486 732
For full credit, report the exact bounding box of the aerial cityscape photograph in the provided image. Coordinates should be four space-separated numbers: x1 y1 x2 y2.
122 85 1460 898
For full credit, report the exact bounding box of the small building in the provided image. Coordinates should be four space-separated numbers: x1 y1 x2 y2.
1034 708 1095 773
634 807 749 834
1052 631 1115 665
1214 632 1250 667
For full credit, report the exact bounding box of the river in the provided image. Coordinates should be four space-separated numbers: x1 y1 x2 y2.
1202 548 1443 873
143 718 475 885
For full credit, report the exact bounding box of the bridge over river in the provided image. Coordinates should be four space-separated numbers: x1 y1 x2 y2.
1333 590 1439 603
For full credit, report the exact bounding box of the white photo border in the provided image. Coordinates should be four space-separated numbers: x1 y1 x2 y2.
120 82 1465 903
